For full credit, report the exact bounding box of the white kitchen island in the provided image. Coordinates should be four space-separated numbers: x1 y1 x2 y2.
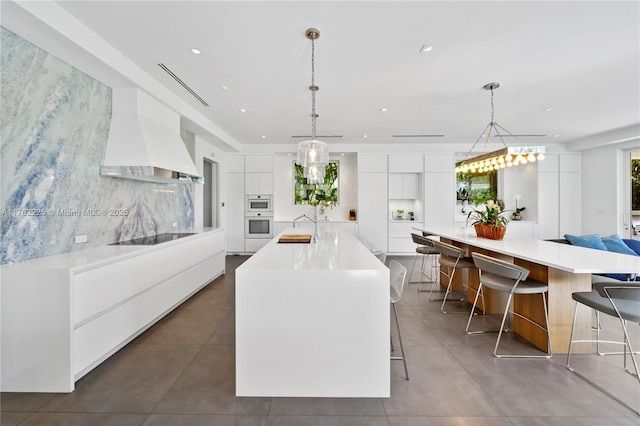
236 227 390 397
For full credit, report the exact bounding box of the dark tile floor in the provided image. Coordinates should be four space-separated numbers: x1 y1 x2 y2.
2 255 639 426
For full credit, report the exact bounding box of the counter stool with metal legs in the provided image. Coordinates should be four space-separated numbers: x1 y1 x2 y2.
409 233 439 291
566 282 640 415
429 240 484 315
389 260 409 380
467 252 552 359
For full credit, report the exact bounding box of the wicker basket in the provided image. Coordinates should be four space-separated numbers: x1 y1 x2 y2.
474 224 506 240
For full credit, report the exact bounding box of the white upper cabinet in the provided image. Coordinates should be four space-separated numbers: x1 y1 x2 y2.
389 173 420 199
537 154 558 173
227 155 245 173
389 155 423 173
425 154 454 172
559 153 581 173
245 154 274 173
358 154 388 173
245 172 273 195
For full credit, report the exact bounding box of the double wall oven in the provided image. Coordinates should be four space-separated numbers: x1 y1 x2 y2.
245 195 273 239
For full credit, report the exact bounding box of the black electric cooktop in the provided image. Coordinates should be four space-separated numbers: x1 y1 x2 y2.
110 232 198 246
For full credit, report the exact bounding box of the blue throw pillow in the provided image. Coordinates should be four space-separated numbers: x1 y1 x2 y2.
622 238 640 256
601 234 638 255
563 234 608 251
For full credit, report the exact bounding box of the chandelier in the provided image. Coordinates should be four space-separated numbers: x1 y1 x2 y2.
297 28 329 185
455 82 545 174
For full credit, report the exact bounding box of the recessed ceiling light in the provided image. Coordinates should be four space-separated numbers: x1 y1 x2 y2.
341 153 345 156
553 134 560 138
190 48 202 55
362 134 368 138
380 108 388 112
544 107 555 111
419 44 434 53
239 108 247 113
220 85 228 91
261 135 267 139
287 153 292 156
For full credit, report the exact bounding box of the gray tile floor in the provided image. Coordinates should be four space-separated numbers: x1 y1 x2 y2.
2 255 639 426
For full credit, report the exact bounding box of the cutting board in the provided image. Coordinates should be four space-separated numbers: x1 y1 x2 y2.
278 234 312 243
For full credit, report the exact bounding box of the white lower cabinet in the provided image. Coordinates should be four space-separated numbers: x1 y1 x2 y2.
388 221 422 254
1 230 226 392
245 238 270 252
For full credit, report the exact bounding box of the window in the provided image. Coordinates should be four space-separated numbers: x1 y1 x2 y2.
294 162 339 207
456 170 498 205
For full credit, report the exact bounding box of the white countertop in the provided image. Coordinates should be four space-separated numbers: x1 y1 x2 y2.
416 227 640 274
1 228 223 272
239 227 384 271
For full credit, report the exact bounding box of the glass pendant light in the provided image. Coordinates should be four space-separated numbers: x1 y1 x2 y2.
297 28 329 185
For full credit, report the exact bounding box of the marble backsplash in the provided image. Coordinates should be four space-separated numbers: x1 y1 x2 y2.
0 27 194 265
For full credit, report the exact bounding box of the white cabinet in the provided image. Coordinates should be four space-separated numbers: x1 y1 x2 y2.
227 155 245 173
245 238 270 252
245 154 273 173
559 171 581 236
1 231 225 392
245 172 273 195
358 172 388 252
538 169 559 239
389 173 420 199
358 154 388 173
424 153 454 228
389 155 423 173
425 154 454 173
388 221 422 254
227 172 245 252
537 153 581 239
504 222 539 239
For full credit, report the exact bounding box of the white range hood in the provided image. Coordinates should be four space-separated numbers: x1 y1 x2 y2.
101 88 203 184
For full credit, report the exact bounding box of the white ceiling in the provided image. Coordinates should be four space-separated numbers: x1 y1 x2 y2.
21 1 640 150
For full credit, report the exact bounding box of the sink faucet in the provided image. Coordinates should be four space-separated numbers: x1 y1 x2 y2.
292 214 318 243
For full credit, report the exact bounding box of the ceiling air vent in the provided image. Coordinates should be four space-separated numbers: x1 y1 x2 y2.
392 134 445 138
492 134 546 137
291 135 343 138
158 63 209 107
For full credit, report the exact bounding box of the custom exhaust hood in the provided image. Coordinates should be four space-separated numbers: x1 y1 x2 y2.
100 88 203 184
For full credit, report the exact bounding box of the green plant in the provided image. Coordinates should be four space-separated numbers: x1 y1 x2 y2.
294 162 338 207
466 200 510 227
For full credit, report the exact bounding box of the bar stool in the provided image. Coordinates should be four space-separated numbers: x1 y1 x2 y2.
389 260 409 380
409 233 439 291
566 282 640 415
467 253 552 359
430 240 483 315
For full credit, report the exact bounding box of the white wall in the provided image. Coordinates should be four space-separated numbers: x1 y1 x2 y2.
581 139 640 236
501 162 539 221
273 154 357 222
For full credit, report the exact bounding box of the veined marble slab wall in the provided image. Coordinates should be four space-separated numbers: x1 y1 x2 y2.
0 28 194 265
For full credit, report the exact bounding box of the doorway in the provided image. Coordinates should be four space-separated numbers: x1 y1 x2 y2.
203 158 219 228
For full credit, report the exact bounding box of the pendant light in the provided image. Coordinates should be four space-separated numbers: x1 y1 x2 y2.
455 83 545 174
297 28 329 185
